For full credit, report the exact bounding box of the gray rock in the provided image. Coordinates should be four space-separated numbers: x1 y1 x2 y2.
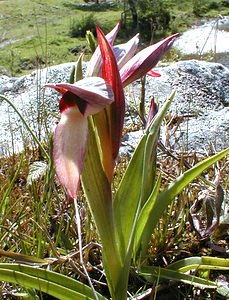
126 59 229 153
0 60 228 157
0 63 74 156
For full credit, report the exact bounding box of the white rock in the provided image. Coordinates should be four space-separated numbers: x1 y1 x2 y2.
0 60 228 157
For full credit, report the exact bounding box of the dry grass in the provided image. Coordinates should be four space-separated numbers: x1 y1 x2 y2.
0 144 228 298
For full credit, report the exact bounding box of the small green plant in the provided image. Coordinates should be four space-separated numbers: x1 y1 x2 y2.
69 14 97 38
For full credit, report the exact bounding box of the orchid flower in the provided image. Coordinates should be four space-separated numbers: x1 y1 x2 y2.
85 25 178 181
86 22 178 86
46 77 114 199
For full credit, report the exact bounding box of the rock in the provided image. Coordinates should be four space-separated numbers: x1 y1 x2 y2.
0 60 228 157
125 59 229 154
0 63 74 156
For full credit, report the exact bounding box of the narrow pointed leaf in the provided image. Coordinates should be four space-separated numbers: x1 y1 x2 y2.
81 118 122 297
113 92 175 259
113 135 146 258
86 30 96 53
0 263 106 300
140 266 217 289
141 91 175 205
133 175 161 260
135 147 229 258
0 250 48 266
69 52 84 83
168 256 229 272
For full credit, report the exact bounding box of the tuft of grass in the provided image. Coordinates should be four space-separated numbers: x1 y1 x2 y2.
69 13 97 38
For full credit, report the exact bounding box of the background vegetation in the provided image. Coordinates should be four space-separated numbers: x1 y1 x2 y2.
0 0 228 76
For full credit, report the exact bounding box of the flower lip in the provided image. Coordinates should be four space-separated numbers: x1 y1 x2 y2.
59 91 87 115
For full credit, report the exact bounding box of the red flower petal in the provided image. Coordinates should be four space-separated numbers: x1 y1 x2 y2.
96 25 125 159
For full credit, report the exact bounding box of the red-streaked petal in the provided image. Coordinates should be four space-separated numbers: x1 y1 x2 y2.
46 77 114 116
106 21 121 45
120 33 179 87
86 21 121 77
97 25 125 159
53 106 88 199
147 69 161 77
113 33 139 70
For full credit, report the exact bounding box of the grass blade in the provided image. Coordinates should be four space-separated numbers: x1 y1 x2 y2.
140 265 217 289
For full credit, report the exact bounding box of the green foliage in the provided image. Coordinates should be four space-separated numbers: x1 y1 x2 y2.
64 1 119 12
0 0 121 75
69 14 97 38
122 0 228 41
0 263 106 300
138 0 171 40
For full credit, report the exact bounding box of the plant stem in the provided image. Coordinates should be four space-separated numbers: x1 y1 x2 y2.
74 198 99 300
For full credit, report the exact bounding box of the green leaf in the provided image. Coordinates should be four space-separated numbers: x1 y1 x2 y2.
0 263 106 300
86 30 96 53
69 52 84 83
113 91 175 259
140 265 217 289
81 118 122 298
81 118 114 246
141 257 229 297
133 174 161 260
135 147 229 258
0 250 48 266
168 256 229 272
113 134 146 257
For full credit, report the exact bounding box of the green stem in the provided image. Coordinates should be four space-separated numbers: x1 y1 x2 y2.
81 118 125 299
